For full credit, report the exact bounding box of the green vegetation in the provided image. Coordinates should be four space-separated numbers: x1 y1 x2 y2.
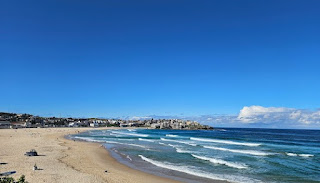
0 175 28 183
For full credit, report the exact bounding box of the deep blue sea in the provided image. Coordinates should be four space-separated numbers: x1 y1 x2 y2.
71 128 320 183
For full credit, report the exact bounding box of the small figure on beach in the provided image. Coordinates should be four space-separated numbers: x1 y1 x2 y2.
33 164 37 171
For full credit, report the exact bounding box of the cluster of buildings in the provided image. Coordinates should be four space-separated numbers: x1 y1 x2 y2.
0 112 212 130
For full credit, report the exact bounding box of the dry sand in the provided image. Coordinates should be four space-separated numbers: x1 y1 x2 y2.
0 127 181 183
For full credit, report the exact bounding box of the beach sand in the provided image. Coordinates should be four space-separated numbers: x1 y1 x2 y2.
0 127 181 183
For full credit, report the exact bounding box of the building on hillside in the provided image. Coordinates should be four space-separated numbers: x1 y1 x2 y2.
89 122 99 127
0 120 11 129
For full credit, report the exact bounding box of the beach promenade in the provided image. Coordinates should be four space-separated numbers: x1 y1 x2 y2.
0 127 180 183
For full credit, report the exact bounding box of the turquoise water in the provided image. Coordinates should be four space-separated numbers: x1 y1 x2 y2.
71 128 320 183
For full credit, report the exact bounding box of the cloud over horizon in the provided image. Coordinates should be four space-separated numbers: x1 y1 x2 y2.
131 106 320 129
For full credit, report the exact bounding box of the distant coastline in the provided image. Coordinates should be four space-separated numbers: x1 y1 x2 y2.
0 112 213 130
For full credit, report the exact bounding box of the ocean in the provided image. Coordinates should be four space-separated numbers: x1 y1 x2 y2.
71 128 320 183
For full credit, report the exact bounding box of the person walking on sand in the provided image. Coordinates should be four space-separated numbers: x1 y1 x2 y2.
33 163 37 171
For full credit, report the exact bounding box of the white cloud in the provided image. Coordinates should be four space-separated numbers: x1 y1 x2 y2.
129 116 152 120
236 105 320 127
237 105 295 123
126 106 320 129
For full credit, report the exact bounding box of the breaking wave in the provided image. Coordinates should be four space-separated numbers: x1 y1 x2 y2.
285 152 314 157
203 146 272 156
166 134 178 137
105 140 146 148
73 136 104 142
160 138 197 146
191 154 248 169
138 138 155 142
139 155 260 183
111 131 149 137
190 137 260 147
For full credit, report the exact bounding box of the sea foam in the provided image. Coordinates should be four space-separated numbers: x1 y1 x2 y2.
105 140 146 148
191 137 260 147
111 131 149 137
191 154 248 169
138 155 228 181
160 138 197 146
203 146 271 156
285 152 314 157
138 138 155 142
139 155 260 183
73 136 104 142
166 134 178 137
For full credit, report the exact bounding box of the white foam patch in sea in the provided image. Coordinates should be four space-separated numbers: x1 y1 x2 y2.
166 134 178 137
175 147 193 154
158 142 169 146
138 155 261 183
138 138 156 142
203 146 272 156
105 140 147 148
126 155 132 161
285 152 314 157
191 154 248 169
190 137 261 147
160 138 197 146
109 133 125 137
73 136 104 142
111 131 149 137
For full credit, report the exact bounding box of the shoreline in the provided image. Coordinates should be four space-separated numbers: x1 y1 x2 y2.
0 127 181 183
69 128 228 183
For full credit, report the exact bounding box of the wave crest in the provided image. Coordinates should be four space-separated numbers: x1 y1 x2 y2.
203 146 271 156
191 154 248 169
191 137 260 147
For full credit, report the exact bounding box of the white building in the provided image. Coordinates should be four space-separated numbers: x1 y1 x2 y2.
89 122 99 127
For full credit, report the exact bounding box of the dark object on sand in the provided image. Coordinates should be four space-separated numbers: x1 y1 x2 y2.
24 149 38 156
105 170 108 173
0 171 16 176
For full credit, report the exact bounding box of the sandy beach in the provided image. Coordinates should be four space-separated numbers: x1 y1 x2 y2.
0 127 181 183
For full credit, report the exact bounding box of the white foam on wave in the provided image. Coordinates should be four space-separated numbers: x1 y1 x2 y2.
299 154 314 157
167 143 180 148
286 152 297 156
73 136 104 142
138 138 155 142
128 143 146 148
191 154 248 169
158 142 168 146
117 139 135 141
109 133 124 137
203 146 271 156
175 147 193 154
191 137 260 147
166 134 178 137
105 140 122 144
160 138 197 146
285 152 314 157
111 131 149 137
138 155 261 183
105 140 146 148
126 155 132 161
127 129 136 132
138 155 228 181
165 143 193 153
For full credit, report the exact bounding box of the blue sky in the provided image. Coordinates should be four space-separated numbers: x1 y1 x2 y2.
1 1 320 128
